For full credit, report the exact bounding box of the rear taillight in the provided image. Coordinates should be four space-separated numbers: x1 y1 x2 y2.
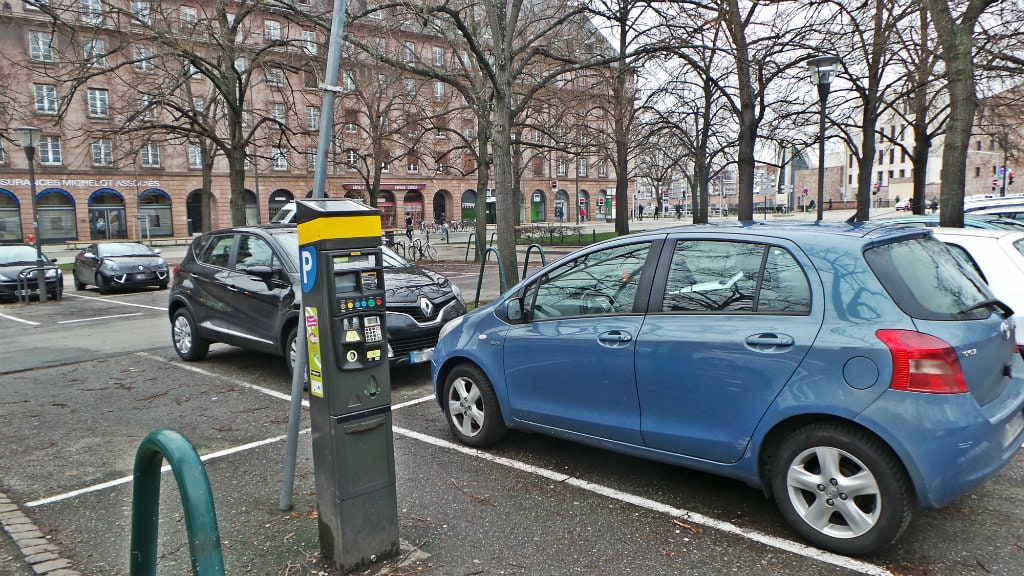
876 329 968 394
173 264 180 276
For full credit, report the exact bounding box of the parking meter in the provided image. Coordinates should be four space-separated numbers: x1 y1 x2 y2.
296 198 399 572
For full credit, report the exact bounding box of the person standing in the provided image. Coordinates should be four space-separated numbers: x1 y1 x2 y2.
405 214 414 240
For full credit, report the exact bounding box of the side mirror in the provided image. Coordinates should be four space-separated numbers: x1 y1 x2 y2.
505 298 524 322
245 265 275 285
153 248 162 255
83 252 97 259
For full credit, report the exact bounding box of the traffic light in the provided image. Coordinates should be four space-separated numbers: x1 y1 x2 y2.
1010 171 1015 185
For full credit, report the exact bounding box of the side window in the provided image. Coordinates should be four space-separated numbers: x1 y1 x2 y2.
661 240 810 314
199 235 235 269
942 243 986 282
235 235 276 271
525 242 651 319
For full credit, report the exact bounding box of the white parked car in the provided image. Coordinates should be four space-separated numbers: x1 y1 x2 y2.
931 228 1024 354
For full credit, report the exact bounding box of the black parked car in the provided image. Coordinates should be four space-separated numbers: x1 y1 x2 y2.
72 242 169 294
0 244 62 302
168 225 465 372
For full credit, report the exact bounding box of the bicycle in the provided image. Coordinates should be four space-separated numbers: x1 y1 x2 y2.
409 230 438 261
383 233 406 258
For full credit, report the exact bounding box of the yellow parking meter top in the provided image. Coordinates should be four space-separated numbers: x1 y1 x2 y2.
296 199 382 244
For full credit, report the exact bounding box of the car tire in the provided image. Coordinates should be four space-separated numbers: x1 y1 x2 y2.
171 308 210 362
95 273 111 295
443 364 507 447
73 272 86 291
770 422 912 556
284 325 297 374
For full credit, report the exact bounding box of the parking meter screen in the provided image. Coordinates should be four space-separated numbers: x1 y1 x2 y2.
334 272 358 294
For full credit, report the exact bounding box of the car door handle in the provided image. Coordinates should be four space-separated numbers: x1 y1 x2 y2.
744 333 794 351
598 330 632 344
216 281 241 292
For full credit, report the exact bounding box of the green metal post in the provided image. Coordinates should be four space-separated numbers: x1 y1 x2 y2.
129 428 225 576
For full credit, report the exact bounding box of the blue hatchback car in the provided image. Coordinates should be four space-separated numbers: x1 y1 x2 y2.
431 222 1024 555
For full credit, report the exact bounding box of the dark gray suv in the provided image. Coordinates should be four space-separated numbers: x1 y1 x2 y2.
168 224 465 372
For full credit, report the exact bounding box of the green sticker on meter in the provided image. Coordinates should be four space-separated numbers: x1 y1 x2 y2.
305 306 323 397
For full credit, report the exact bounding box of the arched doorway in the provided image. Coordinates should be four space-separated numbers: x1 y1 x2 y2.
554 190 569 223
268 189 293 221
88 189 127 240
38 189 77 243
432 189 450 224
138 189 173 238
377 191 396 228
403 191 424 226
0 189 22 242
243 189 258 225
578 189 591 222
460 190 476 222
531 190 548 222
186 190 218 235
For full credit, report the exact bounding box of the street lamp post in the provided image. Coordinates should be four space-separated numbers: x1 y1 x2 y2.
807 55 841 222
14 126 47 303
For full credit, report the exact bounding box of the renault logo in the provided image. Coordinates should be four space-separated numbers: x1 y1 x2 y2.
138 265 144 271
419 296 434 318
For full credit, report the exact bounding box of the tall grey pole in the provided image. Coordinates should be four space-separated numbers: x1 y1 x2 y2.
26 147 46 303
816 83 830 222
281 0 348 511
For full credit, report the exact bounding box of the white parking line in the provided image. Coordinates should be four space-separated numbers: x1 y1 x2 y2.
25 357 891 575
62 292 167 311
0 311 40 326
57 312 143 324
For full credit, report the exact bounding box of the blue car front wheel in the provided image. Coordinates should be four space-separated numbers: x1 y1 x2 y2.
443 364 507 447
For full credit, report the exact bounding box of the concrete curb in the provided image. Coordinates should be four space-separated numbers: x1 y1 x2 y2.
0 492 81 576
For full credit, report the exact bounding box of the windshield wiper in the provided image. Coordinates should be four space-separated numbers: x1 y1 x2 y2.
961 298 1013 319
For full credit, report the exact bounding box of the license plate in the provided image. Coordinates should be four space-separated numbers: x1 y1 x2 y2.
14 289 38 297
1003 411 1024 448
409 348 434 364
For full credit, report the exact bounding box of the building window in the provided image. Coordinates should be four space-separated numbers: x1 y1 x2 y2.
84 38 106 67
266 68 284 87
577 157 587 177
302 30 317 55
975 166 981 177
433 46 444 67
264 20 281 42
556 158 567 177
141 142 161 167
344 109 357 133
189 144 203 168
33 84 57 114
269 103 286 125
137 95 155 120
345 149 358 168
24 0 48 10
433 81 444 101
381 161 390 173
373 36 386 53
306 106 320 131
404 41 415 62
272 147 288 171
343 71 355 92
407 155 419 173
180 6 198 25
38 136 62 165
131 0 150 24
28 31 54 62
306 148 316 172
183 57 198 78
81 0 102 24
92 138 113 166
898 169 906 178
87 88 109 118
598 160 607 178
404 78 416 98
134 45 155 72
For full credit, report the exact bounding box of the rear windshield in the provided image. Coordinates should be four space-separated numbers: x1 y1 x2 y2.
865 237 995 321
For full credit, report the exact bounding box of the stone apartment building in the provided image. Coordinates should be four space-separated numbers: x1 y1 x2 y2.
0 0 627 245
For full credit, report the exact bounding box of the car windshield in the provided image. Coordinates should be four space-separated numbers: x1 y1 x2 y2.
98 243 156 257
865 236 995 321
270 205 295 223
0 246 40 266
277 230 405 268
